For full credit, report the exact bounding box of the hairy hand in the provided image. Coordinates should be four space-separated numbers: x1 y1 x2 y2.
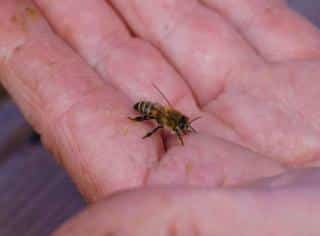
1 0 320 235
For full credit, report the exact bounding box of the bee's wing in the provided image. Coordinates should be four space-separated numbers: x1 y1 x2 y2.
152 83 173 108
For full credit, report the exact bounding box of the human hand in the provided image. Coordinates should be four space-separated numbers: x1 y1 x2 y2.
1 0 320 235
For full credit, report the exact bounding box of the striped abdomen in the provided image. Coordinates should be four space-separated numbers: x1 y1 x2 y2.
133 101 161 117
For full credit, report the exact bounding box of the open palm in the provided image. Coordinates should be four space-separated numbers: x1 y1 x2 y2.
2 0 320 235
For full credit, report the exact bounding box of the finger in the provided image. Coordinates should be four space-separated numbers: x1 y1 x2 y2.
109 0 263 105
54 181 320 236
201 0 320 61
34 0 199 115
0 0 160 201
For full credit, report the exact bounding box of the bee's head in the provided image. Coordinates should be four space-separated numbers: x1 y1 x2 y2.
178 116 201 134
178 116 189 131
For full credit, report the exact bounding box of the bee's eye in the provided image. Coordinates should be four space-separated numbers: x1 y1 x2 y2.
179 117 188 129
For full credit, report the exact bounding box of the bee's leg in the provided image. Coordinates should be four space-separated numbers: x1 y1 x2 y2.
175 131 184 146
128 115 151 122
143 126 163 139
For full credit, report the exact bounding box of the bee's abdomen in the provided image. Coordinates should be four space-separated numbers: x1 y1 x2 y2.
134 101 155 116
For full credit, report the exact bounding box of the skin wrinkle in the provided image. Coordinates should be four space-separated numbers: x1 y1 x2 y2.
62 21 130 69
127 0 198 42
43 84 110 135
230 2 284 34
91 31 131 69
1 55 45 132
13 41 67 97
154 0 198 44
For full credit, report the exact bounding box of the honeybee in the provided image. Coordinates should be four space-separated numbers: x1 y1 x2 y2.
129 85 200 145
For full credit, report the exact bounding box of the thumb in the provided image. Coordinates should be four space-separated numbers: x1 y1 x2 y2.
53 177 320 236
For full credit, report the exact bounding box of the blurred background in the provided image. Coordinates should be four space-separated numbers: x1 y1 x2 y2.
0 0 320 235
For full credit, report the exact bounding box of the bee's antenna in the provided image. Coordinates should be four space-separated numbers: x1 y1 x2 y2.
189 117 201 133
190 116 201 124
189 126 197 133
152 83 173 108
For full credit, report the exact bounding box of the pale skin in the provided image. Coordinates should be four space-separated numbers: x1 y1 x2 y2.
1 0 320 235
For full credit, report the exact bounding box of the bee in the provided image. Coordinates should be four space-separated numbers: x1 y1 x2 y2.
129 85 200 145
